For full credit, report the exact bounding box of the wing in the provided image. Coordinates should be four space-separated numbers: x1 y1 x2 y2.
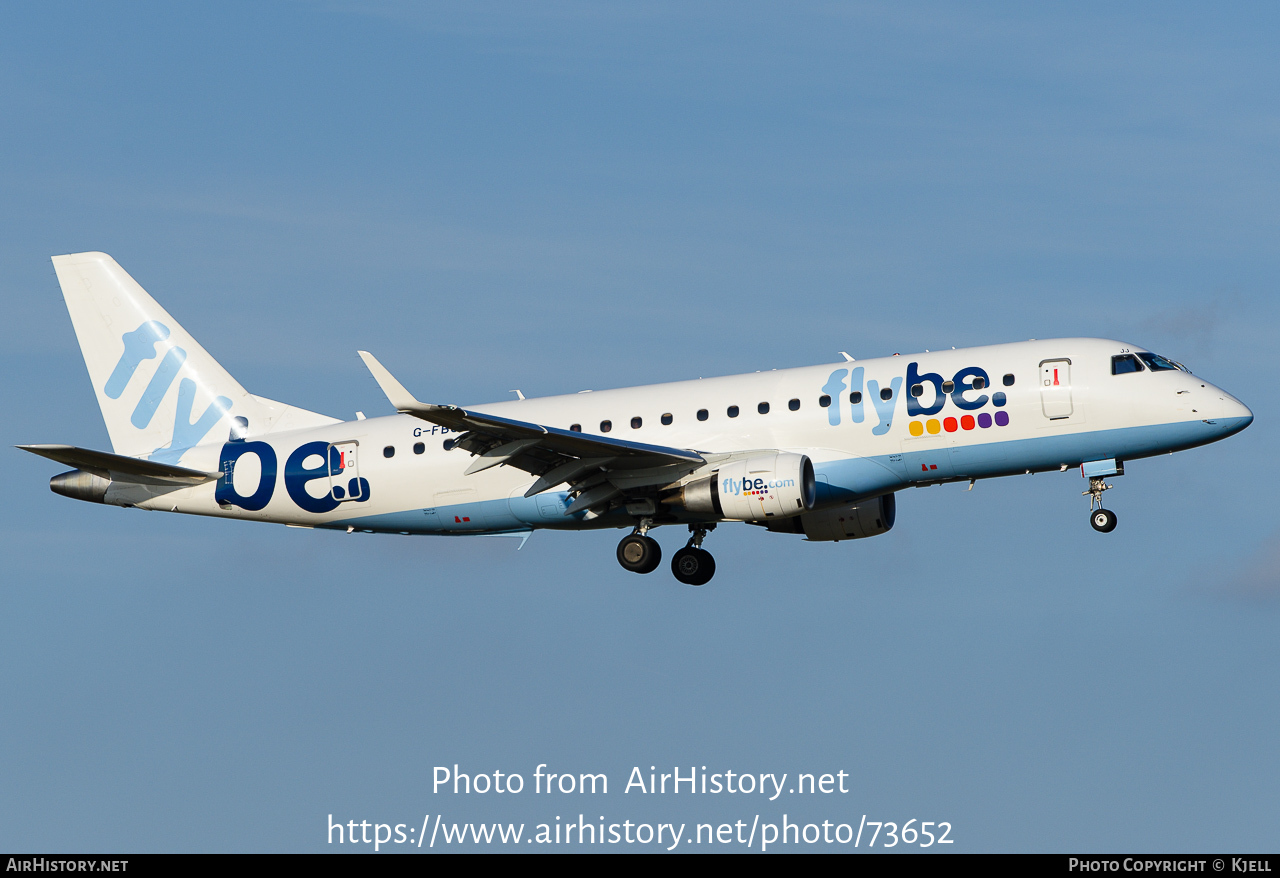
358 352 707 513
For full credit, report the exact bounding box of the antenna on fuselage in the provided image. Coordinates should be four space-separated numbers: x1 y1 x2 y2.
839 352 854 362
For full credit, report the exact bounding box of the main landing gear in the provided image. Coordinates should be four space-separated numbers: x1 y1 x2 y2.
616 521 717 585
671 525 716 586
1084 477 1118 533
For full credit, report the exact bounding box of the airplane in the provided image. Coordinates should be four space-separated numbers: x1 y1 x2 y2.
20 252 1253 586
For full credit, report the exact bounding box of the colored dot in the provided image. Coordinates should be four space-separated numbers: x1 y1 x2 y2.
993 392 1006 407
995 411 1010 427
944 417 958 432
977 412 992 428
961 415 975 430
909 421 924 436
926 419 941 434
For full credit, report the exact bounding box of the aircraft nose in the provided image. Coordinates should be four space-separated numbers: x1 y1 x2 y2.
1215 390 1253 432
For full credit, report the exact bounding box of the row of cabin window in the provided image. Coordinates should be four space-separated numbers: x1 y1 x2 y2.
565 374 1016 433
383 442 427 458
907 373 1015 398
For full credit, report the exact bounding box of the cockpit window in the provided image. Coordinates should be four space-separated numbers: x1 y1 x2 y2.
1111 354 1144 375
1136 352 1186 373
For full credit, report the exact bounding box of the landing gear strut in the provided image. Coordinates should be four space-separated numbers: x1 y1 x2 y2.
671 524 716 586
617 519 662 574
1084 477 1118 533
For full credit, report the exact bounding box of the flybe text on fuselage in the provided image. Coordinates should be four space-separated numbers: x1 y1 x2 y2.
819 361 1012 437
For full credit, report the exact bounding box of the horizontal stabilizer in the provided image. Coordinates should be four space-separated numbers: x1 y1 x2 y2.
17 444 220 485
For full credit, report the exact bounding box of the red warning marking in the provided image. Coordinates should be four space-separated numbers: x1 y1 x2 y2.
930 464 937 470
454 515 472 523
921 463 939 472
1053 368 1060 386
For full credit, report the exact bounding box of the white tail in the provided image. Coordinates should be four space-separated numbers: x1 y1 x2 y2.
52 252 338 462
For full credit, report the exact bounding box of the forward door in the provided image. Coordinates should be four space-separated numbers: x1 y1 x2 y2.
1039 359 1073 419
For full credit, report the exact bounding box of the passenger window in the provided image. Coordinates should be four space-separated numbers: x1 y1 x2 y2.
879 387 892 401
631 416 642 429
849 391 862 404
413 442 425 455
942 380 954 393
758 402 770 414
1111 354 1144 375
443 439 455 450
697 409 708 421
727 406 739 418
819 395 831 407
661 413 673 425
788 398 800 411
600 420 612 432
570 423 582 432
1003 373 1015 386
383 446 395 458
972 377 986 390
910 384 923 398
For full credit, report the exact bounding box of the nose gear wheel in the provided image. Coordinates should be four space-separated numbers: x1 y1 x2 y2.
1083 476 1118 533
1090 508 1118 533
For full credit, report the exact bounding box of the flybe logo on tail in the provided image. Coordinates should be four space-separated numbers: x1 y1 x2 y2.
105 321 232 462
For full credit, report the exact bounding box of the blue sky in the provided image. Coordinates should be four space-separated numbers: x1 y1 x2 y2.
3 2 1278 852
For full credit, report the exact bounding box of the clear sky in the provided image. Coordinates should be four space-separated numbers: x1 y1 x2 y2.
3 2 1278 852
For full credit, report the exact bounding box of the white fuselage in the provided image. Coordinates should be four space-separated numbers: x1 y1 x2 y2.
113 338 1252 536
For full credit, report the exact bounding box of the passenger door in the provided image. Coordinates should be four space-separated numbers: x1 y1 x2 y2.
328 441 364 502
1039 359 1073 420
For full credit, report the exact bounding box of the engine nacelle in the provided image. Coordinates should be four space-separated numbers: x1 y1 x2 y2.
664 453 816 522
763 493 896 541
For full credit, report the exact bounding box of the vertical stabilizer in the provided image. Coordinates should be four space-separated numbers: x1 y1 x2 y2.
51 252 338 462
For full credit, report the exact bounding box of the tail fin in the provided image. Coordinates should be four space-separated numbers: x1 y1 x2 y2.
52 252 338 462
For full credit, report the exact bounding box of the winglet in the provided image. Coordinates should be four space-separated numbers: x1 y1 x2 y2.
358 351 426 412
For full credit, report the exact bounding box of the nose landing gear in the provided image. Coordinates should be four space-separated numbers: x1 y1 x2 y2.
1084 477 1118 533
671 524 716 586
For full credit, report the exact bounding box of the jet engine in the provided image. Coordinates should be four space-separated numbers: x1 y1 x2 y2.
662 453 816 521
762 493 896 541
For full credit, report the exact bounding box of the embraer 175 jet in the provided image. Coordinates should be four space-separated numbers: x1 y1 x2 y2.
22 253 1253 585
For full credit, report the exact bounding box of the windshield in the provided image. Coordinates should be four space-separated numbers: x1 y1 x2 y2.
1137 352 1189 373
1112 354 1144 374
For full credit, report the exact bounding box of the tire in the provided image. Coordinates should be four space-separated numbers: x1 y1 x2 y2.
671 547 716 586
1090 508 1118 533
617 534 662 573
